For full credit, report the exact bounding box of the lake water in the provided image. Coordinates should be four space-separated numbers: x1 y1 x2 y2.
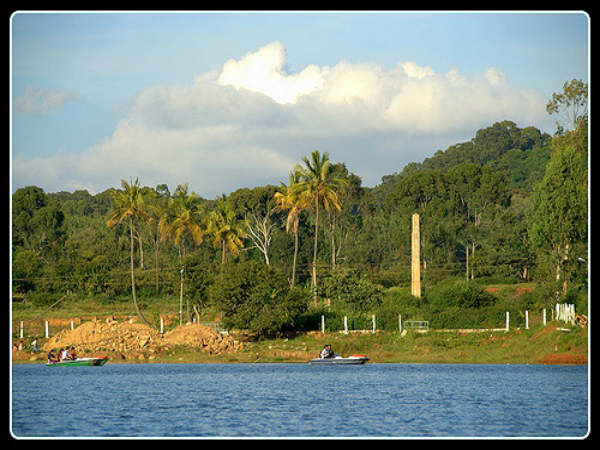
11 363 588 438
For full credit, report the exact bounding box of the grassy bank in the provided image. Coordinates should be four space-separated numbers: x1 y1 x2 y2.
11 292 588 365
226 325 588 365
13 325 588 365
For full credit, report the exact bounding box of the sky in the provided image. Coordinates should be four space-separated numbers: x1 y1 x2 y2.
10 11 590 199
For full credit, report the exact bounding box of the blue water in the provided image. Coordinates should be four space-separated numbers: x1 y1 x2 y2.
11 363 588 438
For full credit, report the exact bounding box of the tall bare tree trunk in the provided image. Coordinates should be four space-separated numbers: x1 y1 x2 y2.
330 212 336 271
179 267 184 326
154 242 159 295
471 242 475 280
130 217 151 327
184 268 191 324
312 199 319 292
465 240 469 282
139 233 144 269
291 225 298 287
134 224 144 269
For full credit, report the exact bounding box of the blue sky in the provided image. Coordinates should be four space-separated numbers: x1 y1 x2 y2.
10 11 589 198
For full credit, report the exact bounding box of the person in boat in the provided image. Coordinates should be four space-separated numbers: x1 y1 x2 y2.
65 347 75 360
69 346 77 360
59 347 70 361
48 349 58 364
320 344 335 359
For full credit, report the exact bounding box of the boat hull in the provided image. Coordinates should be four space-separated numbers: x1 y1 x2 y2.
308 356 369 365
46 357 108 367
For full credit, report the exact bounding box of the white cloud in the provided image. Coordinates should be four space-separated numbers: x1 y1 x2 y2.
12 42 552 196
13 85 73 115
217 41 325 104
484 67 506 87
216 44 546 135
400 61 436 79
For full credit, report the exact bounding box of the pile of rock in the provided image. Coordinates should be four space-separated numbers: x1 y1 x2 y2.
163 323 244 355
40 318 244 360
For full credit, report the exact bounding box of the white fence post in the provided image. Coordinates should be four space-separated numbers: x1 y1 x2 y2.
321 315 325 333
372 315 376 333
19 321 23 339
45 320 49 338
554 303 576 324
505 312 510 332
569 304 576 324
71 320 74 331
399 314 402 333
160 316 164 334
344 316 348 334
525 310 529 329
543 308 546 326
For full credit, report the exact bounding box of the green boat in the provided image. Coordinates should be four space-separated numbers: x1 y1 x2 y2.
46 356 108 367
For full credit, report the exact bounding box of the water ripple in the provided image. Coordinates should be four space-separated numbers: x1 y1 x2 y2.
11 363 588 438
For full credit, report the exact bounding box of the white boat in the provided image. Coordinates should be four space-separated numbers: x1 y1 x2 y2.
308 354 369 365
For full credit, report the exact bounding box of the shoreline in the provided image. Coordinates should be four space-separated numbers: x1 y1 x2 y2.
12 358 589 365
11 330 589 370
11 321 588 367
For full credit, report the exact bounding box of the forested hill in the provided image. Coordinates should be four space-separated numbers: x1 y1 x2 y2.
37 120 552 218
12 80 588 337
371 120 552 200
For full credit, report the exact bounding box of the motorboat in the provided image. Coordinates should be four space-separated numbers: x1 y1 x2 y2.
308 354 369 365
46 356 108 367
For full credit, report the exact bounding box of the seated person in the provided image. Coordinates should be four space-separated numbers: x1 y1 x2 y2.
60 348 70 361
47 349 58 364
320 344 335 359
68 346 77 360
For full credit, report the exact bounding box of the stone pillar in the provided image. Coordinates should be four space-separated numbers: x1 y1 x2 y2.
411 213 421 298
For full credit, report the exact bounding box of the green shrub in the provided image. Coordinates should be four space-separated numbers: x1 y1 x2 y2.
27 291 57 307
376 287 424 330
12 249 43 293
428 306 501 329
209 261 311 337
320 269 385 312
184 253 218 308
426 280 496 310
565 283 588 316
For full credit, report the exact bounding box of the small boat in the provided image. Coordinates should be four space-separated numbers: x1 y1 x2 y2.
46 356 109 367
308 354 369 365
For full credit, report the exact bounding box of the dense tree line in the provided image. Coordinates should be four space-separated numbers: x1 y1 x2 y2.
12 81 588 336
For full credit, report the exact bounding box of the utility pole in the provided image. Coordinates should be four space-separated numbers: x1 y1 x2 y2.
179 267 184 326
411 213 421 299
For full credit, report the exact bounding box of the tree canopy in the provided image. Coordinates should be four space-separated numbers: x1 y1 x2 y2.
12 80 589 334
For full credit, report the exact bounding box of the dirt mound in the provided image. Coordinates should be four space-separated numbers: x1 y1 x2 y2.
42 319 165 356
164 323 244 355
41 319 243 360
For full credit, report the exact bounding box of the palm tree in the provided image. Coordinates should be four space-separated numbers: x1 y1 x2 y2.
144 195 169 295
274 170 309 287
206 195 248 265
162 184 205 250
293 150 347 294
106 178 153 327
160 183 205 324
